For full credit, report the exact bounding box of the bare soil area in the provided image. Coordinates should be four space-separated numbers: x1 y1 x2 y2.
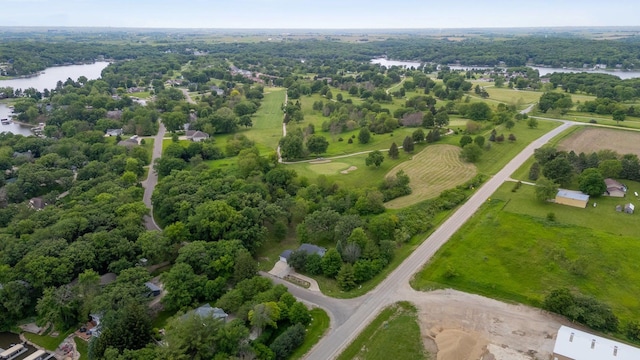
397 288 569 360
558 127 640 157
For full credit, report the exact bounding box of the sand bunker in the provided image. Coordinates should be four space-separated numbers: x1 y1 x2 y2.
340 166 357 174
434 329 487 360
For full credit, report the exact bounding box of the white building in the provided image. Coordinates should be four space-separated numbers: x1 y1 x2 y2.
553 325 640 360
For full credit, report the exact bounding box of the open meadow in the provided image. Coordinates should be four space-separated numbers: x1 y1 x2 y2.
385 144 477 209
412 181 640 336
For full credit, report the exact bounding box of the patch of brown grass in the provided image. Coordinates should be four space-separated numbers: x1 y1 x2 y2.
557 127 640 157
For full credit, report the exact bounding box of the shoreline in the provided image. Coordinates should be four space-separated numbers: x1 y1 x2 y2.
0 60 111 81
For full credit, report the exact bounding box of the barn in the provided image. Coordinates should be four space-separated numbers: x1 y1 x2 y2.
555 190 590 208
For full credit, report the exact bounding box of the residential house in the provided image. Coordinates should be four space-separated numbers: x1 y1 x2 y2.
280 244 327 264
186 130 209 142
181 304 228 322
210 86 224 96
555 189 590 208
105 128 123 137
118 138 139 147
28 197 48 211
604 178 627 197
553 325 640 360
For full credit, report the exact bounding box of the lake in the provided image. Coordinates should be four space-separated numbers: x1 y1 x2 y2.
530 66 640 80
0 61 110 136
371 58 422 69
0 61 110 92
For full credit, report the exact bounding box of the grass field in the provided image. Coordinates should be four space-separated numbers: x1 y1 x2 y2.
483 86 540 108
290 308 330 360
385 144 477 209
24 328 74 351
286 145 423 190
244 88 286 150
337 302 427 360
557 126 640 157
474 119 560 175
412 182 640 330
74 337 88 359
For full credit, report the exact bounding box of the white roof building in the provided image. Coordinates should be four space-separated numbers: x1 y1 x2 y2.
553 325 640 360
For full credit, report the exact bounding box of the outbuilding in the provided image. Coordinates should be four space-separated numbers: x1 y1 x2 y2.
553 325 640 360
555 189 590 208
604 178 627 197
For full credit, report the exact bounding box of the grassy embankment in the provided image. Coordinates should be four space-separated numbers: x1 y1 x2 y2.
290 308 330 360
412 182 640 333
337 302 427 360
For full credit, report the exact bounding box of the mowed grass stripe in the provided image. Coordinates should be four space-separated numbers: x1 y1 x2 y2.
385 144 477 209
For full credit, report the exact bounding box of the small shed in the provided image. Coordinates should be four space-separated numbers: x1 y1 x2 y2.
604 178 627 197
555 190 590 208
625 203 635 214
145 282 162 297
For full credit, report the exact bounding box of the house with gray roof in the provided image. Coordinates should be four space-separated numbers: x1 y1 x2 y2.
181 304 228 322
279 244 327 264
186 130 210 142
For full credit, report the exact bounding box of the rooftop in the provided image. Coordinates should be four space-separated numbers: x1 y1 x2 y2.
554 325 640 360
557 189 590 202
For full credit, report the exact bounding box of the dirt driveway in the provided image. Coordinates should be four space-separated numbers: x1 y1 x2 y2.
396 286 570 360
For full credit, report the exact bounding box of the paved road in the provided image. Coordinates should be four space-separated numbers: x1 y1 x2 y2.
302 120 578 360
141 121 166 231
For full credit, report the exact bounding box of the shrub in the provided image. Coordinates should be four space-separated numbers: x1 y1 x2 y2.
338 137 343 142
270 324 306 360
347 138 353 144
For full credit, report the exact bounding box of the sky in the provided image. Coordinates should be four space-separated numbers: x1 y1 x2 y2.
1 0 639 29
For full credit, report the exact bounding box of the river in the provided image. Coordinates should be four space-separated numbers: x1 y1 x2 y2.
0 61 110 136
0 62 110 92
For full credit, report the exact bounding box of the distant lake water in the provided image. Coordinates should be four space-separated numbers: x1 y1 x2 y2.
371 58 422 68
447 64 640 79
0 61 110 92
0 61 110 135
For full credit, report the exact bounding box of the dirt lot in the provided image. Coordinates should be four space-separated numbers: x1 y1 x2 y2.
558 127 640 157
396 287 570 360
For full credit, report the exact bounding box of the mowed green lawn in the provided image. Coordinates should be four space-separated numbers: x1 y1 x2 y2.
412 182 640 329
245 88 286 150
286 144 423 189
337 302 427 360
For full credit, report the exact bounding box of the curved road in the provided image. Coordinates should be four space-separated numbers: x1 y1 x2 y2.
300 120 579 359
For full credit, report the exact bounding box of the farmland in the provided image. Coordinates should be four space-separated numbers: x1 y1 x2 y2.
557 126 640 157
